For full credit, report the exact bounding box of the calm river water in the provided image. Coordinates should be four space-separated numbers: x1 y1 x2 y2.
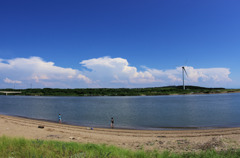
1 93 240 130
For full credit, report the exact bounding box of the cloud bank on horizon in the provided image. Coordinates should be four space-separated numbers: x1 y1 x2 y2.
0 56 231 89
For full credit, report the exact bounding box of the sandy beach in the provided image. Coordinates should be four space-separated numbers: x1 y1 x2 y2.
1 114 240 152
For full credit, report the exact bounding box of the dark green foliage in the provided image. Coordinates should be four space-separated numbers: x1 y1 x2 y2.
0 86 239 96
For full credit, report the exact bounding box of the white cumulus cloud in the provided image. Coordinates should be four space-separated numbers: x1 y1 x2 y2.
80 56 157 86
0 56 232 88
0 57 92 88
80 56 231 87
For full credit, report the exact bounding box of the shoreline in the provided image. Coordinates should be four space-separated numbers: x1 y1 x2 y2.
1 114 240 152
1 91 240 98
3 113 240 131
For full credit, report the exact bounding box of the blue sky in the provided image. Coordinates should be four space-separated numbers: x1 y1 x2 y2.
0 0 239 89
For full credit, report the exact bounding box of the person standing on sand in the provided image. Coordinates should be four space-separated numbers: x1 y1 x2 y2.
58 114 62 123
111 117 114 128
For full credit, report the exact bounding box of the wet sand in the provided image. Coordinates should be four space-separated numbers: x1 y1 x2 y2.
1 114 240 152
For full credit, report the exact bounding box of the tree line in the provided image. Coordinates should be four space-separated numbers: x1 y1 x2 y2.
1 86 237 96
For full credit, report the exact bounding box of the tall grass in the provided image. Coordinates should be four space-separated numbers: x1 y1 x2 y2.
1 136 240 157
0 136 159 158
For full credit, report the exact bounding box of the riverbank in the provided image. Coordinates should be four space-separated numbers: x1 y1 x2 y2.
1 114 240 153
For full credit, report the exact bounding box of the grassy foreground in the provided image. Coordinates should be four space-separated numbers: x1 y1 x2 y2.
1 136 240 158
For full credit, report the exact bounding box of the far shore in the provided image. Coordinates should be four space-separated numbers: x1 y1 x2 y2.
1 89 240 97
1 114 240 152
1 86 240 97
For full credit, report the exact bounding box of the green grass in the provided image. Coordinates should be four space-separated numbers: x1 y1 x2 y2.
1 136 240 158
